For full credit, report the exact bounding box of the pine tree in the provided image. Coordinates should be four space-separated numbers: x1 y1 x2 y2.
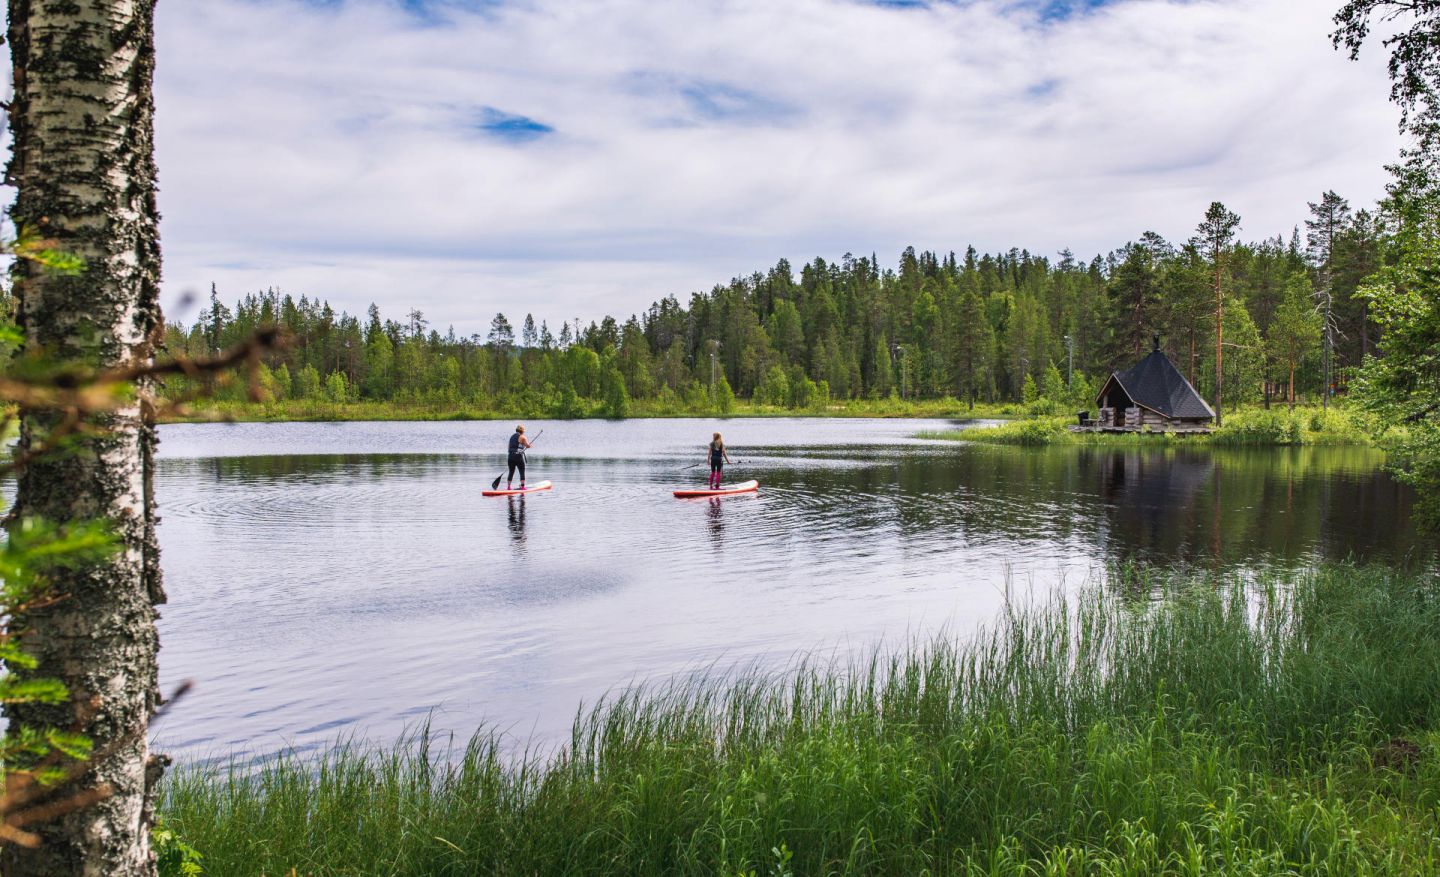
954 288 993 409
1306 191 1352 408
1195 203 1242 425
488 313 515 349
1102 238 1167 366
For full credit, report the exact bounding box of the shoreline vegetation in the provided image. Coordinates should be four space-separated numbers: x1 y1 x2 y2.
159 397 1383 450
156 395 1014 424
160 563 1440 875
923 405 1383 448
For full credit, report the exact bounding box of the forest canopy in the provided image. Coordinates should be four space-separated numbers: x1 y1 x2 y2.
165 197 1379 416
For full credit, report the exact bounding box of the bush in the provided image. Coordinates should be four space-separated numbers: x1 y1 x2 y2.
324 370 350 404
153 816 203 877
1025 397 1061 417
550 386 585 419
599 367 629 418
788 371 818 409
754 366 789 407
714 376 735 414
923 417 1069 446
1212 407 1370 447
1213 409 1304 445
293 364 321 400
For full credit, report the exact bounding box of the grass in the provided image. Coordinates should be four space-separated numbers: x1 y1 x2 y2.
161 563 1440 875
921 406 1379 448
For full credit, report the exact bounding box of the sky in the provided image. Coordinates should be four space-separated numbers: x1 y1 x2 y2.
147 0 1405 335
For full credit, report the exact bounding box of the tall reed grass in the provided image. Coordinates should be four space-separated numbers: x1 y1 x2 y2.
924 406 1377 448
161 564 1440 875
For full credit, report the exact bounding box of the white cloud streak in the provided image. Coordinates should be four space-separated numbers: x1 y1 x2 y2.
151 0 1404 332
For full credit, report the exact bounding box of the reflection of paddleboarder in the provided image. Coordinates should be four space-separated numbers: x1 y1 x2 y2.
506 424 532 490
507 494 526 550
707 496 725 548
707 432 731 489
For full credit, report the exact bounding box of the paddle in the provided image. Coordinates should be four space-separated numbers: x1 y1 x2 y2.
491 429 543 490
684 459 746 471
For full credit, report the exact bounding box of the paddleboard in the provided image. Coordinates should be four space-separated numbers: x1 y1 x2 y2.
483 480 553 497
673 479 759 498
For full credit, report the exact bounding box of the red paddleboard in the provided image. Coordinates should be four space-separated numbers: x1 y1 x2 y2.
673 479 759 498
483 480 553 497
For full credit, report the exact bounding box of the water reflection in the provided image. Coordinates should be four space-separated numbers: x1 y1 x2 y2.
150 419 1426 761
507 496 526 555
706 497 725 550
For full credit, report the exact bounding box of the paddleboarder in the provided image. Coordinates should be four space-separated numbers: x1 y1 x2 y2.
707 432 731 489
506 424 532 490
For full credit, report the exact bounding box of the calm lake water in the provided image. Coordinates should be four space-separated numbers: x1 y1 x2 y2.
150 418 1422 760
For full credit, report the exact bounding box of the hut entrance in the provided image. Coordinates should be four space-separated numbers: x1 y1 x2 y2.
1101 382 1133 420
1098 380 1134 427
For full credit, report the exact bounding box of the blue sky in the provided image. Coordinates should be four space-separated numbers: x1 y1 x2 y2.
150 0 1401 333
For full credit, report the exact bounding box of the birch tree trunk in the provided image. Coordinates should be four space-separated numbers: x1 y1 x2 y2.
4 1 164 874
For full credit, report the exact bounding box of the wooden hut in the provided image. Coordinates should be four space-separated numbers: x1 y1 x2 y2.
1090 339 1214 433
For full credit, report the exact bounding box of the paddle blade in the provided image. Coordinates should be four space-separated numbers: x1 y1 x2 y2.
491 474 503 490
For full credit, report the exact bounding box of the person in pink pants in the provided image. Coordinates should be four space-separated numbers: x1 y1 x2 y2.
706 432 732 489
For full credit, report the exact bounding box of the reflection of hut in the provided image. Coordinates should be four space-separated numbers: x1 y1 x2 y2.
1090 338 1214 433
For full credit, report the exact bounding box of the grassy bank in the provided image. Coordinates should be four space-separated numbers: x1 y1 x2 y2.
922 406 1378 447
156 396 1017 424
161 563 1440 875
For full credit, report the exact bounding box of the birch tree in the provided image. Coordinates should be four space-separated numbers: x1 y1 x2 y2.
4 1 165 874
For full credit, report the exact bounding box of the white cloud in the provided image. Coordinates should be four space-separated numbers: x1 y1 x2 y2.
151 0 1404 332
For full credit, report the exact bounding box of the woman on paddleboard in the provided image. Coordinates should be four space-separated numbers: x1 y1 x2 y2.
707 432 731 489
507 424 532 490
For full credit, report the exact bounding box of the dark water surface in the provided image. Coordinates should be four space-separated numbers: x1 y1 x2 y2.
151 418 1421 760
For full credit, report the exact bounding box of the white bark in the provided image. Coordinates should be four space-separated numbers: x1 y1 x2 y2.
4 1 164 874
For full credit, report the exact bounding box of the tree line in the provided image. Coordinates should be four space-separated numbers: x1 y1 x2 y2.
167 194 1382 418
1 0 1435 874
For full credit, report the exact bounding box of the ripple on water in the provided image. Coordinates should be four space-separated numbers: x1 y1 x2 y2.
151 419 1421 762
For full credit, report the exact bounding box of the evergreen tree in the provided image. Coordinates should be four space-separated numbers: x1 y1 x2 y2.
488 313 515 349
1306 191 1352 407
954 287 994 409
1103 238 1167 366
1195 202 1242 425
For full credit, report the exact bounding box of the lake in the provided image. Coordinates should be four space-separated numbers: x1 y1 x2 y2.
151 418 1421 760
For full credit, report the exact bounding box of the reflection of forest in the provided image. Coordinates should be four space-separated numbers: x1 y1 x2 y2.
837 445 1418 567
1091 447 1418 565
165 445 1423 570
182 454 472 482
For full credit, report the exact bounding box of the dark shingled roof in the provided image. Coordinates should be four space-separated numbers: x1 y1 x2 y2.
1101 346 1215 420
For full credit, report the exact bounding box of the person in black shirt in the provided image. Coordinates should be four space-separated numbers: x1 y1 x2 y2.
507 424 532 490
707 432 731 489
